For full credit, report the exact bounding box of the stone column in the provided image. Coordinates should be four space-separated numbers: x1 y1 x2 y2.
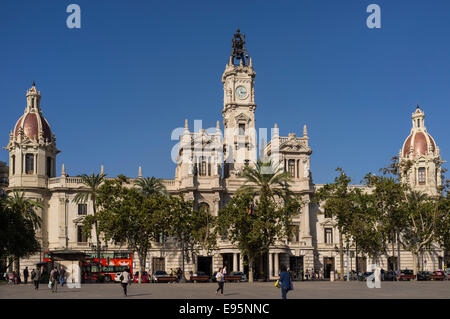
274 253 279 276
233 253 238 272
269 253 273 278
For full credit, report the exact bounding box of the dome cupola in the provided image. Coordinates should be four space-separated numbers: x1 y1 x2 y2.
13 82 53 143
401 105 438 158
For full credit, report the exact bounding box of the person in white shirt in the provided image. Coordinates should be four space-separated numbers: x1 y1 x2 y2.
215 268 224 295
120 269 130 297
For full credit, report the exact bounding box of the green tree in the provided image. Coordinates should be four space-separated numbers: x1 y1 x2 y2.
219 160 301 283
401 191 440 275
313 168 356 280
96 176 170 283
166 196 217 282
362 172 407 269
73 173 106 262
134 177 168 197
0 191 42 271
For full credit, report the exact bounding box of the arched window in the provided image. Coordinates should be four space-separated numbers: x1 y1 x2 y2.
201 160 207 176
25 154 34 174
418 167 426 185
11 155 15 175
288 159 295 178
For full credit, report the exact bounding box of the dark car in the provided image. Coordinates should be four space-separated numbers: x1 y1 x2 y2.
383 270 397 281
398 270 416 281
133 271 150 283
190 271 210 282
417 271 432 281
152 270 177 283
230 271 248 282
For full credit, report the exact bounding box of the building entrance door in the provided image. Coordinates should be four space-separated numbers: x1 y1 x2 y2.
388 256 398 271
197 256 212 276
323 257 334 278
356 257 367 273
289 256 304 280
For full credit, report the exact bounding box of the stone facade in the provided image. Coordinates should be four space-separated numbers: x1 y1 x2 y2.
3 31 446 280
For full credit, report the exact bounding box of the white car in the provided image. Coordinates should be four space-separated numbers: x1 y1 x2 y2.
114 272 122 283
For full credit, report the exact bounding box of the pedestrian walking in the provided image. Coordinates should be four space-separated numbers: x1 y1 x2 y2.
279 264 292 300
50 267 59 293
222 266 227 276
177 267 183 281
33 267 41 290
14 271 19 284
120 268 130 297
59 266 66 287
23 267 29 284
215 268 224 295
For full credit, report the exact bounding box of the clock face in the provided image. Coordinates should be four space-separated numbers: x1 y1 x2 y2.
236 86 248 99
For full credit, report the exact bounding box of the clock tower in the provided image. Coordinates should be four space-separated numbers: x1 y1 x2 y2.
222 29 257 177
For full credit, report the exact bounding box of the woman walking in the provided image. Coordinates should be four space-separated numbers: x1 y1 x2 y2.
120 268 130 297
215 268 224 295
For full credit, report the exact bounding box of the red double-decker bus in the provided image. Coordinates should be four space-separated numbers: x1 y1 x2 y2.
81 251 133 283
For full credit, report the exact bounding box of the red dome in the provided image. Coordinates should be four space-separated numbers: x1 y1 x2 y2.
402 131 435 157
14 111 52 142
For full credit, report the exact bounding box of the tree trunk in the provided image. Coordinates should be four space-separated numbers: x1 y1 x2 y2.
138 250 147 284
413 253 419 280
248 256 254 283
397 231 401 272
181 238 186 282
339 232 344 281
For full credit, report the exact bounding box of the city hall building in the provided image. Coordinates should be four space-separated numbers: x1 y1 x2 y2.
2 30 446 281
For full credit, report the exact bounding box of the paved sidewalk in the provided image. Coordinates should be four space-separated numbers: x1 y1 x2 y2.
0 281 449 299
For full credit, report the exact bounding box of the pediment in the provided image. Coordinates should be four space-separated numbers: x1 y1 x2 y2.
235 113 251 123
319 219 337 227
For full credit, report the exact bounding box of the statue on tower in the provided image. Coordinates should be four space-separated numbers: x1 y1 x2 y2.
231 28 249 65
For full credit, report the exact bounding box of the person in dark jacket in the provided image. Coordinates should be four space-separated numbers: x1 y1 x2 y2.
34 267 41 290
23 267 29 284
279 264 291 300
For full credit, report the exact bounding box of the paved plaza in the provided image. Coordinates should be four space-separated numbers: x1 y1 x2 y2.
0 281 449 299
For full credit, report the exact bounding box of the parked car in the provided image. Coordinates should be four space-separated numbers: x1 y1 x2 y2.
430 271 446 281
230 271 248 282
362 272 374 281
133 271 150 283
190 271 210 282
417 271 432 281
152 270 177 283
398 270 416 281
383 270 397 281
114 272 122 283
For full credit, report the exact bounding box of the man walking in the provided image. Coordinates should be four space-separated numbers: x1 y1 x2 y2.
59 266 66 287
23 267 29 284
279 265 291 300
50 267 59 293
33 267 41 290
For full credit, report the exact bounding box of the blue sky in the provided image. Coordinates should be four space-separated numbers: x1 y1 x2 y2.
0 0 448 184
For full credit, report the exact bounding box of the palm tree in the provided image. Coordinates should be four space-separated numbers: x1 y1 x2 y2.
73 173 105 260
6 191 42 230
5 191 43 272
238 159 292 201
237 159 293 282
134 177 167 197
